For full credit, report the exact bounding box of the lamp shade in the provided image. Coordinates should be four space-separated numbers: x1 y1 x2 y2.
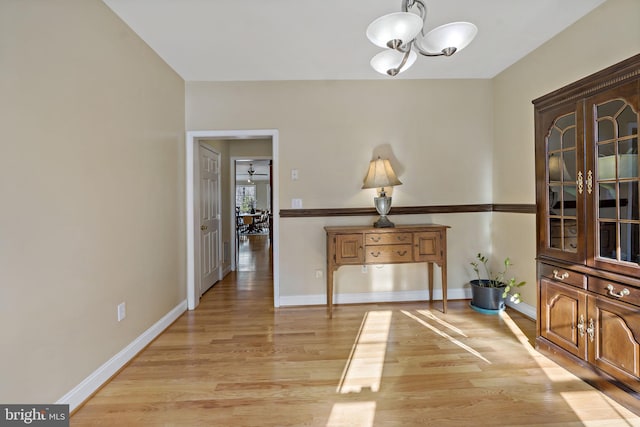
418 21 477 54
366 12 423 48
370 49 417 76
362 157 402 189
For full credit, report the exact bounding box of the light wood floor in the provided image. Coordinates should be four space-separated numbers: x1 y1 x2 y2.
72 235 640 426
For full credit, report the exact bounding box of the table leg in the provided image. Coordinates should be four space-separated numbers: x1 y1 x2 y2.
441 261 447 313
327 268 334 318
428 262 434 303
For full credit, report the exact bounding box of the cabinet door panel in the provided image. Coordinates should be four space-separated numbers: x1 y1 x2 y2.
335 234 363 265
413 231 441 262
588 295 640 392
540 278 588 359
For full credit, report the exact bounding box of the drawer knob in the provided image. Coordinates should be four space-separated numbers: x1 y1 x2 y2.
606 284 630 299
396 250 407 256
370 236 381 243
553 269 569 280
370 251 381 257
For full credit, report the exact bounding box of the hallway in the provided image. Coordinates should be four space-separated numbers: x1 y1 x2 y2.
71 236 640 425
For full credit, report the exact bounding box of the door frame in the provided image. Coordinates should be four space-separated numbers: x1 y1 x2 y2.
186 129 280 310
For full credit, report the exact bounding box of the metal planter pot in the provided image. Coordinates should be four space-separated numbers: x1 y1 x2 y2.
470 279 506 311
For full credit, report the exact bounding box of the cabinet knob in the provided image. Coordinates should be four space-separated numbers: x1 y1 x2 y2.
200 225 208 231
606 284 630 299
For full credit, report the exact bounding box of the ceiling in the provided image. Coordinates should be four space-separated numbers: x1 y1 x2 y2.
102 0 605 81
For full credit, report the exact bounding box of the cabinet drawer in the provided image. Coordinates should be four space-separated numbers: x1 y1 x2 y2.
365 232 412 245
589 277 640 307
539 264 586 289
365 244 412 263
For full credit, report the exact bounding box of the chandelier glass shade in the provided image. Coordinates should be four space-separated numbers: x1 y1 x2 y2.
370 49 417 76
418 21 478 54
366 12 423 48
366 0 477 76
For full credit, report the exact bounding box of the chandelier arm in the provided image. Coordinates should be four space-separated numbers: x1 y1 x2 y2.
388 46 413 76
413 44 445 57
414 44 457 57
413 0 428 37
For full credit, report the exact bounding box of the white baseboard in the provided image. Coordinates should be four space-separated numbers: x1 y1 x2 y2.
221 265 232 277
506 300 536 319
57 299 188 412
278 289 537 320
279 288 470 307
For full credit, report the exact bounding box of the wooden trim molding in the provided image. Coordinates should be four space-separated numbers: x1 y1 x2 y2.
532 53 640 111
279 203 535 218
492 203 537 214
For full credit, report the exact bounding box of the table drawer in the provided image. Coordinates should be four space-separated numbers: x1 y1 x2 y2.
365 244 413 263
589 277 640 307
365 232 412 245
539 263 586 289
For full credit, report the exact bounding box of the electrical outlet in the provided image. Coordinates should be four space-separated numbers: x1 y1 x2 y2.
117 302 126 322
315 269 323 279
291 169 299 180
361 265 367 273
291 198 303 209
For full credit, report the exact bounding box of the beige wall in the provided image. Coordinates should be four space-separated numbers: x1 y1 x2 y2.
492 0 640 305
0 0 185 404
187 80 495 302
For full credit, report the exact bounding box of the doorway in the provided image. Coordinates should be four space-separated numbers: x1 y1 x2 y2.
233 158 272 269
186 130 280 311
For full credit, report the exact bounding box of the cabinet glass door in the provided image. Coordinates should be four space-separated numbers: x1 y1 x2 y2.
588 82 640 275
546 112 579 254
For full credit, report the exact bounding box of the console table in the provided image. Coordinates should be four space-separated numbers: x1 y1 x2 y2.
325 224 449 318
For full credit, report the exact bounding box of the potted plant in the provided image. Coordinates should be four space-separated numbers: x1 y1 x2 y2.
469 253 526 312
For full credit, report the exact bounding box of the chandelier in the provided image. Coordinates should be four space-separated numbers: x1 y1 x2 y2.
366 0 477 76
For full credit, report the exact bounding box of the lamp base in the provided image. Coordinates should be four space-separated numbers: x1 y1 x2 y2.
374 215 395 228
373 194 395 228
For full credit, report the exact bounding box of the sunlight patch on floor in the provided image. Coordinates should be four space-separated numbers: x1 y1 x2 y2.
326 402 376 427
416 309 468 337
402 310 491 364
499 310 640 423
337 311 392 394
560 390 640 426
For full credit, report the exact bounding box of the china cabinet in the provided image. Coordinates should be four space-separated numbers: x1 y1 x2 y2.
534 54 640 406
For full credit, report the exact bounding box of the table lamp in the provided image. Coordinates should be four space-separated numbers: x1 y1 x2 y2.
362 156 402 227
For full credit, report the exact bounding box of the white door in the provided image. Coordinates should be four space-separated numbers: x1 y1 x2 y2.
199 143 221 295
